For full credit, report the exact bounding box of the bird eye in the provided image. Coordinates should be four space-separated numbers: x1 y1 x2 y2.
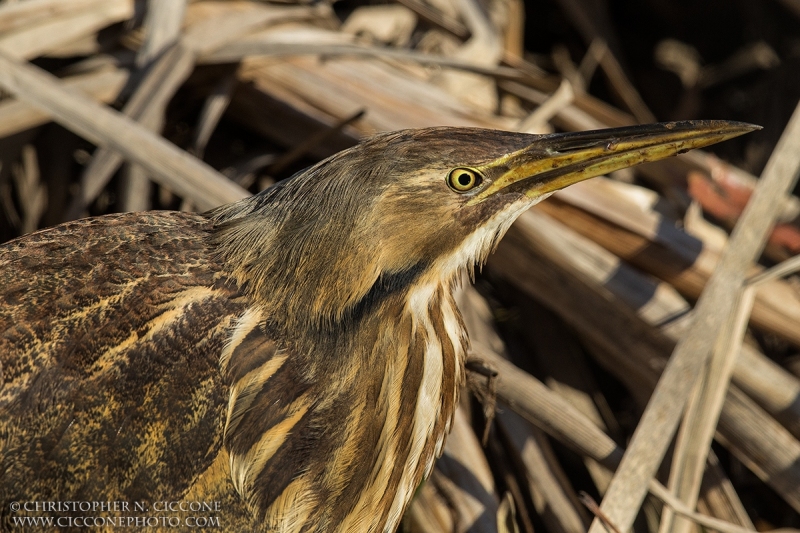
446 168 483 193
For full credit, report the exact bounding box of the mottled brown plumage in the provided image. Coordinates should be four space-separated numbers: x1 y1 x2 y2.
0 122 756 532
0 212 256 527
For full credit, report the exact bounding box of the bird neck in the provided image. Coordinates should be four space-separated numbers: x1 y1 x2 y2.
209 185 398 333
377 280 468 530
220 276 468 532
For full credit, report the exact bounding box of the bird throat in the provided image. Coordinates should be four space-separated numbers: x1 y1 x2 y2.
219 273 467 532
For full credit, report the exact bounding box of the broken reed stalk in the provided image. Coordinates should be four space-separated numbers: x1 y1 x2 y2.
491 209 800 512
0 50 248 210
0 67 129 138
65 42 196 219
0 0 133 61
498 410 590 533
537 195 800 347
588 100 800 533
117 0 188 213
471 337 782 533
205 39 530 82
661 284 756 533
663 220 800 533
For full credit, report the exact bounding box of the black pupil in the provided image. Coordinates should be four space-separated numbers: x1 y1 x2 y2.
457 172 472 187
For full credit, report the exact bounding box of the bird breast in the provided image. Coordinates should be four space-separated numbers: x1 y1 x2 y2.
220 281 467 532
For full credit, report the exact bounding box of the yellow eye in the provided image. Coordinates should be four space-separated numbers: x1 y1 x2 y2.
446 168 482 192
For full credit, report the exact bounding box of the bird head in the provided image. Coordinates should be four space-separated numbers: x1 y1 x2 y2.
211 121 756 332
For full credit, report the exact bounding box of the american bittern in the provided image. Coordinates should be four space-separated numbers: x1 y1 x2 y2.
1 121 755 531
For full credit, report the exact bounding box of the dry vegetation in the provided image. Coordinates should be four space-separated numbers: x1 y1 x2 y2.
1 0 799 531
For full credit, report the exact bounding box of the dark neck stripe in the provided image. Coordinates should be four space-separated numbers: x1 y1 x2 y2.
348 262 428 321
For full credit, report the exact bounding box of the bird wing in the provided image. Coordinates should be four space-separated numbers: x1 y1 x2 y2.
0 212 254 523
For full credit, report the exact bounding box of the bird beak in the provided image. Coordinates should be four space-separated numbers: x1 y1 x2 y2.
469 120 760 204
